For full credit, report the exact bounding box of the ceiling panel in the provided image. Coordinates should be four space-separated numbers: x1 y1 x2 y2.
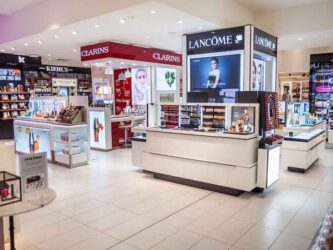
0 0 47 15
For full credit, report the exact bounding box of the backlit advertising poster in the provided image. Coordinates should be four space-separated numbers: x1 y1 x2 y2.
89 111 106 149
252 58 265 91
131 67 151 105
156 67 177 91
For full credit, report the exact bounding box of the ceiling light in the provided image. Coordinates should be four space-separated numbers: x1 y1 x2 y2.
10 47 16 51
0 49 4 52
120 62 125 65
72 31 78 35
94 24 100 28
73 49 77 52
198 26 203 30
177 20 183 24
150 10 157 14
48 58 52 61
47 54 51 57
120 18 126 24
145 35 149 39
53 35 59 39
37 40 43 44
24 42 29 46
298 37 303 41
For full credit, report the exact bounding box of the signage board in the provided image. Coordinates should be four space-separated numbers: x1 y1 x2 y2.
186 26 245 55
253 28 278 57
19 152 48 193
80 42 182 66
52 78 77 87
0 53 42 65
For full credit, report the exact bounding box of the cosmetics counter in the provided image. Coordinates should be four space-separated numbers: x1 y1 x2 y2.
13 96 90 168
133 103 261 195
279 101 326 172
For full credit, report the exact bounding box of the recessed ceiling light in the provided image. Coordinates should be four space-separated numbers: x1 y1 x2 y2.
53 35 59 39
177 20 183 24
298 37 303 41
198 26 203 30
73 49 77 52
72 31 78 35
10 47 16 51
47 54 51 57
150 10 157 14
24 42 29 46
0 49 4 52
37 40 43 44
94 24 100 28
120 18 126 24
145 35 149 39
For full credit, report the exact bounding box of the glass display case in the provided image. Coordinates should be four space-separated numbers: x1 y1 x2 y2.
158 103 259 135
285 101 319 127
27 96 68 119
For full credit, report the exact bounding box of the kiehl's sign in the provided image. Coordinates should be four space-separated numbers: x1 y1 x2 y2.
253 28 277 57
80 42 182 66
186 26 245 55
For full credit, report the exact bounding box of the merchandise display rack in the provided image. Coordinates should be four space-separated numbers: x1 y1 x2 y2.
0 91 30 120
160 105 179 129
202 106 226 129
179 105 201 129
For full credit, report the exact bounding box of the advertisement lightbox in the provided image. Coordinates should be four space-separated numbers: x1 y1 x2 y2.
156 67 177 91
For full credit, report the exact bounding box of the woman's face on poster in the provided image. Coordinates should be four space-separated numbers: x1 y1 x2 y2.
211 60 218 70
135 70 147 92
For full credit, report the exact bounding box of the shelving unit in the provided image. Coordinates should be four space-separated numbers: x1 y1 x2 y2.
279 72 309 102
201 105 226 129
179 105 201 129
0 92 30 120
160 105 179 129
53 124 89 168
33 79 53 96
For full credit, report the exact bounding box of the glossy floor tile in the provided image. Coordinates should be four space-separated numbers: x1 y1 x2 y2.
4 147 332 250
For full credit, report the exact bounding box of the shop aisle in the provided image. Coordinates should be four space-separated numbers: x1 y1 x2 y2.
7 148 333 250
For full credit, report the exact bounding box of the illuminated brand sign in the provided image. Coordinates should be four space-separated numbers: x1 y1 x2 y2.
186 26 245 55
81 46 109 57
153 53 181 63
18 56 26 63
46 66 69 72
253 28 277 56
80 42 182 66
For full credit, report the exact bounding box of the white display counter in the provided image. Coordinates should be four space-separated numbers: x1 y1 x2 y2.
14 117 89 168
281 128 325 173
139 128 259 195
283 121 326 134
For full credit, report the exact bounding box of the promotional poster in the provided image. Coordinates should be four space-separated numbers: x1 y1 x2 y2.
89 111 106 148
189 53 241 90
15 126 52 160
114 69 132 114
252 58 265 91
156 67 177 91
131 67 151 105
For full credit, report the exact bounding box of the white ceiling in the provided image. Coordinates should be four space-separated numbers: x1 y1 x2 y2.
234 0 331 12
0 0 47 15
0 2 220 67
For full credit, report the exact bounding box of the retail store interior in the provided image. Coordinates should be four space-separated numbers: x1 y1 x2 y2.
0 0 333 249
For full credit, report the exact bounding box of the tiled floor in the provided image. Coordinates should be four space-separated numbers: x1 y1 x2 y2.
4 147 333 250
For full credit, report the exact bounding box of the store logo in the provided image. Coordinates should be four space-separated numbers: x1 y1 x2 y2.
153 53 181 63
18 56 25 63
46 66 69 72
255 35 276 51
188 35 237 49
81 46 109 57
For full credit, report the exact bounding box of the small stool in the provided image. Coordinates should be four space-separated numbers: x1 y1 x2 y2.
120 119 134 148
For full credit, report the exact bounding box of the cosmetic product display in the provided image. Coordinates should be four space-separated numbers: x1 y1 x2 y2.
61 132 80 142
0 171 22 207
33 79 53 96
202 106 225 129
57 105 84 124
62 145 82 155
180 105 201 129
0 84 30 120
160 105 179 129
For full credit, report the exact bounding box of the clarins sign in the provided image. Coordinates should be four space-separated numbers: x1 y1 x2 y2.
253 28 277 57
186 26 245 55
80 42 182 66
